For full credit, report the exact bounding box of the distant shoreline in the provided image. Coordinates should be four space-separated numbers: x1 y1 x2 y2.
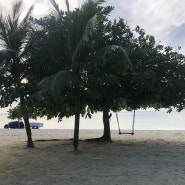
1 109 185 130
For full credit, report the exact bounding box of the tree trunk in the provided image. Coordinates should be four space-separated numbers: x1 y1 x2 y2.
20 96 34 147
73 96 80 150
23 115 34 147
102 109 112 142
85 110 112 142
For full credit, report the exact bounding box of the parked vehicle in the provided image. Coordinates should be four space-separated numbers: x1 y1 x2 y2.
29 122 43 129
4 121 44 129
4 121 24 129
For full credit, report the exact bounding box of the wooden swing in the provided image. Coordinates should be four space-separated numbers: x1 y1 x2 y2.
116 110 136 135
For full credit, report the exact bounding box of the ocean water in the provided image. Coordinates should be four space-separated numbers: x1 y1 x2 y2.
0 109 185 130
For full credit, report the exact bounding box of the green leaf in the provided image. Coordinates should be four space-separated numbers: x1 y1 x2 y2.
39 70 79 99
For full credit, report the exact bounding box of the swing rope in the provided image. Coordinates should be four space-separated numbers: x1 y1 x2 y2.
116 110 135 135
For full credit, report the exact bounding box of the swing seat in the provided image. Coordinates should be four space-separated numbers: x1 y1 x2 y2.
116 110 136 135
119 132 134 135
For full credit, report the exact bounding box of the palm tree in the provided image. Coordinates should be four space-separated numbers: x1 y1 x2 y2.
38 0 102 150
0 1 34 147
37 0 131 149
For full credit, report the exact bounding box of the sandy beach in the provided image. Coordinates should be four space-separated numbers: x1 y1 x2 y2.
0 129 185 185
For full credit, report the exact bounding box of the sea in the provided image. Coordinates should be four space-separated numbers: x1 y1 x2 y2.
0 108 185 130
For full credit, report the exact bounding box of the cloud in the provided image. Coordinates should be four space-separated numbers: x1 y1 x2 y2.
106 0 185 53
165 23 185 53
1 0 185 53
0 0 79 14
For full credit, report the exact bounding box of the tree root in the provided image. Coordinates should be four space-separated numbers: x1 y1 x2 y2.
85 136 112 143
27 140 34 148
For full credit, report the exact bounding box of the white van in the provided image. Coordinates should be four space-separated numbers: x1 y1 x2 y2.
29 122 43 129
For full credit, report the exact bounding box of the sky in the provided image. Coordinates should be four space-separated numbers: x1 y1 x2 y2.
107 0 185 54
0 0 185 117
0 0 185 54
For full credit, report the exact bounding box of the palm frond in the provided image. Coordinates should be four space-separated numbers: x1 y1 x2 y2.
81 0 105 9
11 1 22 28
65 0 70 12
22 5 34 25
93 0 106 5
39 70 79 100
0 14 10 48
90 45 131 70
72 14 97 68
50 0 60 13
0 1 32 52
7 15 16 32
18 5 34 55
0 49 19 64
12 1 22 20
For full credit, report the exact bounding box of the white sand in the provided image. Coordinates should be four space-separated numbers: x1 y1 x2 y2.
0 129 185 185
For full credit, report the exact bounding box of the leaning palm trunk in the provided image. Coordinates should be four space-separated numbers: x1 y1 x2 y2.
73 96 80 150
23 114 34 147
20 96 34 147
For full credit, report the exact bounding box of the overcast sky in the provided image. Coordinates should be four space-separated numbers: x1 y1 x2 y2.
0 0 185 53
108 0 185 54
